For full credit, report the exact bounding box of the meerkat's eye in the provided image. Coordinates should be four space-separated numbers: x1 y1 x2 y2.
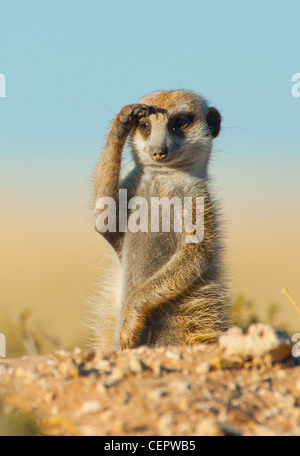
170 115 193 134
174 118 188 130
138 121 151 136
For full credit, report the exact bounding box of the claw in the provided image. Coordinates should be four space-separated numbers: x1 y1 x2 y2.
151 105 158 115
132 106 141 117
141 104 150 116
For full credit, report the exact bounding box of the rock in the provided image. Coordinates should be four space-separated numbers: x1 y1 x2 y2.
196 361 210 374
15 367 36 384
81 400 102 414
165 349 181 360
219 323 292 362
128 356 143 374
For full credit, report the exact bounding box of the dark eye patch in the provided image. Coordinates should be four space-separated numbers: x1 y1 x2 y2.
169 113 194 135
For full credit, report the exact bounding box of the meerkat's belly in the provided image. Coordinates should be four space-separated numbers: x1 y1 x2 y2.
121 178 182 300
121 229 179 301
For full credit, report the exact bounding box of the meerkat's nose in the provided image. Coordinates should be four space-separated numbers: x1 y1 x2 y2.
149 147 168 162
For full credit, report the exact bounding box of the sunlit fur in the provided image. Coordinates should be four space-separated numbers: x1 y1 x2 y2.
93 90 230 350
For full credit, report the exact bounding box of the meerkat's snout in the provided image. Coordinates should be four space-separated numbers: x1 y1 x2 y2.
149 146 168 162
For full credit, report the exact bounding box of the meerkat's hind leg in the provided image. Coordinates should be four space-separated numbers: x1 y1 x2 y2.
180 282 231 345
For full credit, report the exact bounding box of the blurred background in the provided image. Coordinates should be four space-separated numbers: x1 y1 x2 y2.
0 0 299 356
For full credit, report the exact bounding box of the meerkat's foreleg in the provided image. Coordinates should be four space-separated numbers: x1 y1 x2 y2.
94 104 154 250
120 241 213 348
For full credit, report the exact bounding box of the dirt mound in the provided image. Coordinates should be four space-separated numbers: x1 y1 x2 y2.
0 324 300 436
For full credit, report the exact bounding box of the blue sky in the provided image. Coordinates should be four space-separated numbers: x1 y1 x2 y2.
0 0 299 212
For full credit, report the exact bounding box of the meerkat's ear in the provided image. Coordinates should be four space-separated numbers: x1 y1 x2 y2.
206 107 221 138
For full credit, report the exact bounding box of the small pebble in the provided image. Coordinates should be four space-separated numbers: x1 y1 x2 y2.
81 400 102 414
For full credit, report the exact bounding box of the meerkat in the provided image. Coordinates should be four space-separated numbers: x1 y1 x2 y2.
93 89 230 350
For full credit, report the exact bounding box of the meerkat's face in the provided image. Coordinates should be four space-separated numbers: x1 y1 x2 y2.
130 90 221 173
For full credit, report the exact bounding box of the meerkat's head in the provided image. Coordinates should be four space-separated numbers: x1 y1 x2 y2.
130 90 221 174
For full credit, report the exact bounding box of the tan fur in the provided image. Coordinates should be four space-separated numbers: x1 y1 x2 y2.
93 90 230 349
86 252 122 350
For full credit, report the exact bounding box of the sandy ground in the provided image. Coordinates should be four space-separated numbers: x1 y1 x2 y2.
0 324 300 437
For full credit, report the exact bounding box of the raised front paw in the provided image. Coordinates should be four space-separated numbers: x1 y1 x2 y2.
119 103 157 125
116 104 157 139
